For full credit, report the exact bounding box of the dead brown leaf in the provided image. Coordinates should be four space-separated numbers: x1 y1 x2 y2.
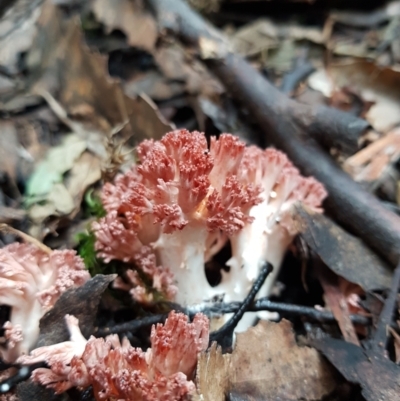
232 18 324 57
308 61 400 132
21 0 172 151
229 320 336 400
0 0 43 75
92 0 157 52
154 44 224 99
17 275 115 401
313 337 400 401
197 342 230 401
295 206 392 292
317 265 360 345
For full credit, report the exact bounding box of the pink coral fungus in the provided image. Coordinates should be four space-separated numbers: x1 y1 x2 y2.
0 243 90 362
20 311 209 401
93 130 261 305
93 130 327 323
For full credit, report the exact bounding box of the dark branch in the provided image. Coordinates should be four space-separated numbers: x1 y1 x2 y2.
95 314 168 337
198 298 370 326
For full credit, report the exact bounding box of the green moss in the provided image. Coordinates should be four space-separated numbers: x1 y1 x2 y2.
84 189 106 218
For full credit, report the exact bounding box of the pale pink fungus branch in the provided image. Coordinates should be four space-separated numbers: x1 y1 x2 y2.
219 146 327 330
0 243 90 362
20 311 209 401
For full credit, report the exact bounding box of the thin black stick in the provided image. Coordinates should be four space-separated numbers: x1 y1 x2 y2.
209 262 273 351
197 298 370 326
372 260 400 353
95 296 370 338
95 314 167 337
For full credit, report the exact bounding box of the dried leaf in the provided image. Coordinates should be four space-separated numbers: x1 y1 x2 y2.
24 1 171 152
232 18 324 57
17 275 115 401
308 61 400 131
26 134 86 198
0 0 43 75
229 320 336 400
46 183 75 215
38 274 115 345
295 206 392 291
197 342 230 401
313 337 400 401
124 70 185 101
317 266 360 345
92 0 157 52
154 44 224 98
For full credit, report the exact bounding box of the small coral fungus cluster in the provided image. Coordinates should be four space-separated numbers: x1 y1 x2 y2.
0 243 90 362
93 130 327 318
19 311 209 401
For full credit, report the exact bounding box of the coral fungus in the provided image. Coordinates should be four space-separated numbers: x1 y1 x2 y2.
19 311 209 401
0 243 90 362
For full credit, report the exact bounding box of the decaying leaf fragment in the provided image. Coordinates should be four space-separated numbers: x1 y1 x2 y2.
17 275 115 401
313 337 400 401
295 205 392 292
229 320 336 400
317 266 361 346
92 0 158 52
197 342 230 401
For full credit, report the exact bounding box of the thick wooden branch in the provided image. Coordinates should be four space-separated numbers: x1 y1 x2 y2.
148 0 400 266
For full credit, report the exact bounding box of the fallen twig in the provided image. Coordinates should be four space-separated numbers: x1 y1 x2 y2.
95 313 167 337
198 299 370 326
148 0 400 266
96 297 370 337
